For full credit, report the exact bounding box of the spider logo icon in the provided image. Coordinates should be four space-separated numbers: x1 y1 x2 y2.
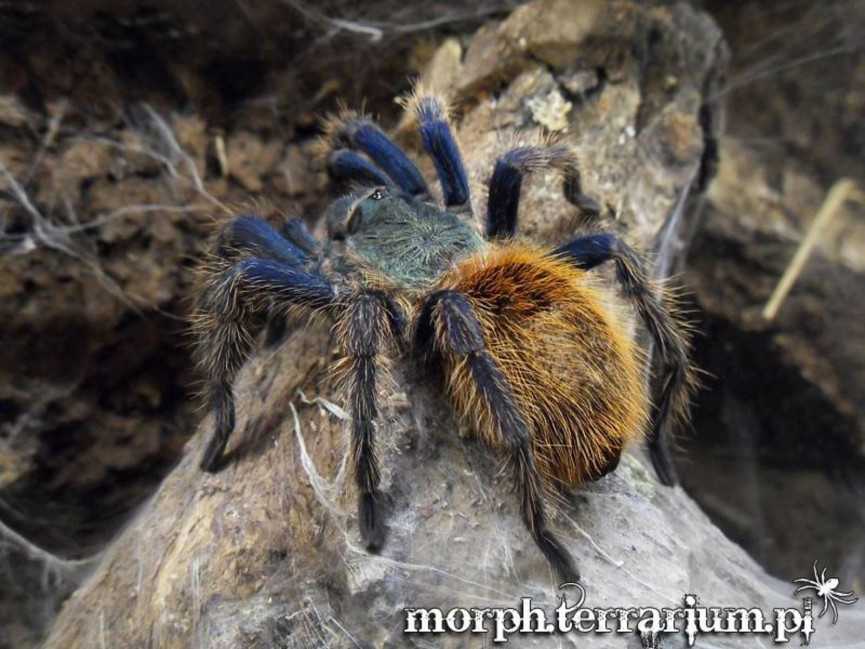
793 560 859 624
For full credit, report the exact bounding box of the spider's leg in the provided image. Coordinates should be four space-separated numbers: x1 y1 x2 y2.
417 289 580 583
326 149 397 192
279 218 322 257
216 216 314 266
327 117 428 195
195 258 335 472
486 146 601 240
407 95 471 210
214 216 322 347
272 219 323 341
553 233 694 487
336 291 403 550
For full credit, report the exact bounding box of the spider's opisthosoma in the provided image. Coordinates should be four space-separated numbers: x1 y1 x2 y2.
192 92 695 583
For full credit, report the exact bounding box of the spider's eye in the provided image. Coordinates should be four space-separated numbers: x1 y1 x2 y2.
370 188 386 201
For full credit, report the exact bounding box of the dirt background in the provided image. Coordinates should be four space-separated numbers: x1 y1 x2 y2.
0 0 863 647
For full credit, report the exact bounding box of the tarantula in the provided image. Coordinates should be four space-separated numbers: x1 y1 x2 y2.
192 92 694 583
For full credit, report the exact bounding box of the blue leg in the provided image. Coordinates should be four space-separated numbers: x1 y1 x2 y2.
217 216 312 266
279 218 321 257
215 217 322 348
553 234 692 486
411 96 471 209
196 257 335 472
415 289 580 583
326 149 396 191
331 118 428 195
228 259 334 310
487 146 600 239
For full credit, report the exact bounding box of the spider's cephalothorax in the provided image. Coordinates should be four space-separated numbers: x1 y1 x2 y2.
192 94 695 583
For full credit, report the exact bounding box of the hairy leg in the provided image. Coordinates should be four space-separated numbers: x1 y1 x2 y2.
213 215 322 347
406 95 471 210
215 216 312 265
335 290 404 549
553 233 694 486
486 145 600 239
325 115 428 195
279 218 322 257
195 257 335 471
326 149 395 192
416 289 580 583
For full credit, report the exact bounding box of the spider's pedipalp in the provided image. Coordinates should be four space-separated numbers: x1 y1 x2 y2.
553 233 695 486
334 290 403 550
487 145 600 240
407 94 471 210
418 289 580 583
195 257 336 471
326 149 395 192
324 114 428 195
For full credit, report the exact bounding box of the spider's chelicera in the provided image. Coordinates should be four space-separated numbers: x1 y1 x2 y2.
192 93 695 583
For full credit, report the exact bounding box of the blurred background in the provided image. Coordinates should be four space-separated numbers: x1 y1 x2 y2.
0 0 862 646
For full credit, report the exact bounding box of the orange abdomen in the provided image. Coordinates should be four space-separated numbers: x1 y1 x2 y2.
439 245 648 490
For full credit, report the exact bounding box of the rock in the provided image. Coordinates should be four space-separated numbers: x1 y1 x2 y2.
500 0 606 68
420 37 463 95
227 131 284 193
558 68 601 97
272 142 325 199
525 88 572 132
1 2 856 648
691 140 865 440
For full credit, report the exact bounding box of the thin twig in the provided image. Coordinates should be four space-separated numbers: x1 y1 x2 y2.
763 178 858 321
0 155 136 307
0 516 97 572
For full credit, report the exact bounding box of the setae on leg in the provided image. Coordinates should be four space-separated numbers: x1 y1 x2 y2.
215 216 313 266
486 145 601 240
195 257 335 472
416 289 580 583
278 218 322 257
335 291 404 549
325 116 428 196
407 95 471 210
326 149 395 192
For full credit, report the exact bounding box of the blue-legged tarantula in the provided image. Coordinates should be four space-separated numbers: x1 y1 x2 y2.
193 93 694 583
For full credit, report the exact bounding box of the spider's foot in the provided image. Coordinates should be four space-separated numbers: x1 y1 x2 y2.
359 492 387 551
200 389 236 473
648 431 678 487
200 434 229 473
540 531 581 584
